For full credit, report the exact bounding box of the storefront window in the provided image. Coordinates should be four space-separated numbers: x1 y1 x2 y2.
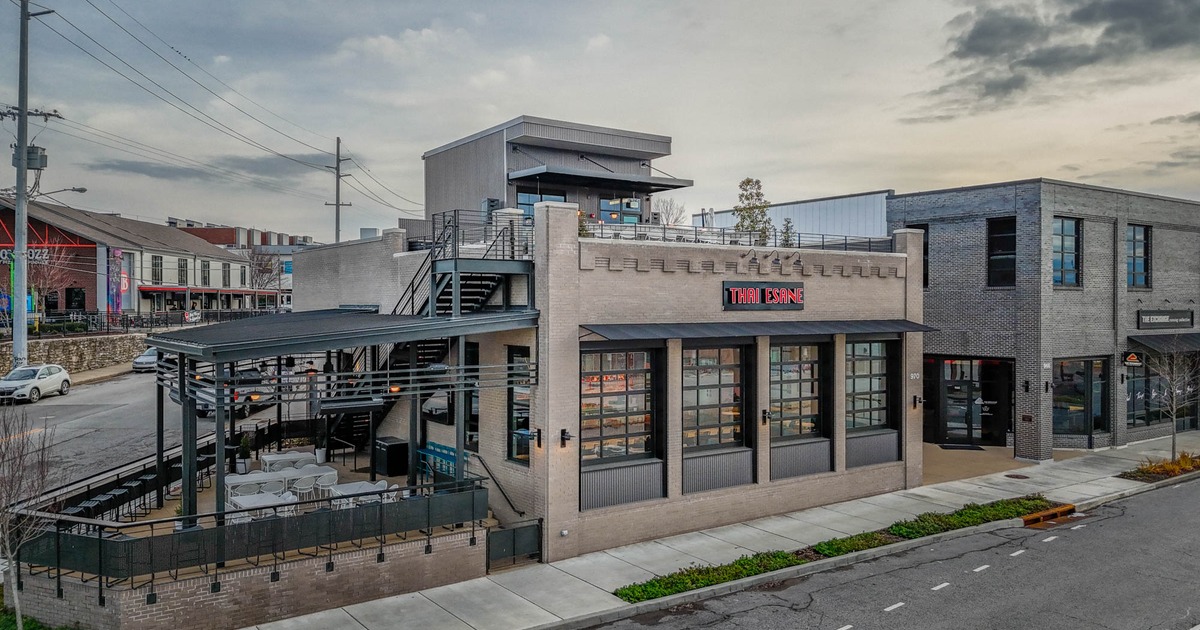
598 198 642 224
1127 364 1167 428
846 342 892 430
580 350 654 463
516 189 567 217
682 347 743 449
507 346 531 464
1052 358 1108 434
769 344 822 440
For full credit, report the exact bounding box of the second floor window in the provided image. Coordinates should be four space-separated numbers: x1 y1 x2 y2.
240 265 247 287
178 259 189 285
221 262 231 288
150 256 163 285
1052 217 1080 287
987 217 1017 287
1126 224 1150 288
200 261 210 286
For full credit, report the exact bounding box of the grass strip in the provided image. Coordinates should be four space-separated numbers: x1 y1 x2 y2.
613 494 1057 603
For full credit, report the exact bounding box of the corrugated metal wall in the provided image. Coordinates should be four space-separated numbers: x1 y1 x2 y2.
424 131 507 219
769 439 833 480
845 430 901 468
580 460 665 510
682 448 754 494
694 192 889 237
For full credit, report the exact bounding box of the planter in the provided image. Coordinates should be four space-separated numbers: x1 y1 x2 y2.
236 458 250 474
315 448 327 464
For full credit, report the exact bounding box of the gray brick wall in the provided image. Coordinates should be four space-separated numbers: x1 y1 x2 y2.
888 179 1200 459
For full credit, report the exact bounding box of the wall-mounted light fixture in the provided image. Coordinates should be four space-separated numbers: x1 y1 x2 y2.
560 429 574 447
740 249 758 265
912 395 925 408
761 409 771 426
1023 380 1030 392
1044 382 1050 393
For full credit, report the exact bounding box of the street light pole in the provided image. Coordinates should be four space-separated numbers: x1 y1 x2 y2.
12 0 54 368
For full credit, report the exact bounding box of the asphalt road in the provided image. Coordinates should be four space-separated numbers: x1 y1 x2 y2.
600 479 1200 630
19 370 186 488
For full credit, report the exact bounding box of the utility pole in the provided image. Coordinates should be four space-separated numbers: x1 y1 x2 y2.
13 0 55 369
325 137 351 243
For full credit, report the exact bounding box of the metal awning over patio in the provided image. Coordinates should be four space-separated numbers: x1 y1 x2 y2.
507 165 692 194
149 307 539 361
579 319 934 341
1130 332 1200 354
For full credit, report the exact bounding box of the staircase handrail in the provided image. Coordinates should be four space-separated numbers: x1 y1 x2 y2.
472 453 525 517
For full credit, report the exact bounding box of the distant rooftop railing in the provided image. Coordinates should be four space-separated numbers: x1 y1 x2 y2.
583 222 895 253
430 208 535 260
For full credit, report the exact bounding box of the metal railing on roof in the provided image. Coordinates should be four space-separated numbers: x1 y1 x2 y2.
583 222 895 253
432 209 535 261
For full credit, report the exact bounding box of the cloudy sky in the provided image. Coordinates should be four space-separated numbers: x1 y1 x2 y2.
2 0 1199 242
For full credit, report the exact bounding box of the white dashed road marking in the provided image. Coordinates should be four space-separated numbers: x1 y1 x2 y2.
932 582 950 591
1070 524 1086 530
884 602 905 612
1042 536 1058 542
1010 550 1025 557
836 625 854 630
973 565 989 572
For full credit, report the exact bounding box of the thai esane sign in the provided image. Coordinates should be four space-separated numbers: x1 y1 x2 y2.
723 281 805 311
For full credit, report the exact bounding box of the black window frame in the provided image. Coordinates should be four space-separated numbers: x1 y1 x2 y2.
515 187 567 217
682 346 747 450
1052 217 1081 287
1051 358 1109 435
506 346 532 464
1126 224 1151 289
178 258 189 285
906 223 929 288
986 217 1016 287
768 343 828 441
845 341 896 431
580 349 657 464
150 255 163 285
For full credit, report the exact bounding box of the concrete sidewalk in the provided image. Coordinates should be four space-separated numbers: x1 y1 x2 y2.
248 433 1200 630
71 362 135 385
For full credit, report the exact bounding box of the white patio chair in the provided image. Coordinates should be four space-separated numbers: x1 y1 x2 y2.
259 480 286 496
294 456 317 468
382 484 400 503
315 473 337 499
292 476 317 502
331 494 355 510
225 504 252 525
231 483 259 497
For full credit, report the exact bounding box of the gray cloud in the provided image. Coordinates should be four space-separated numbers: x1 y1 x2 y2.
1152 111 1200 125
85 153 328 183
1149 147 1200 170
933 0 1200 105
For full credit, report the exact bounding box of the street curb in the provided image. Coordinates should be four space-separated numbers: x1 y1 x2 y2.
530 518 1025 630
1074 468 1200 513
73 368 134 386
1021 504 1075 525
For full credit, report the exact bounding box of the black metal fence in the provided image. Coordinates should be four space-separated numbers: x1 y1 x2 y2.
18 479 489 599
1 309 278 338
585 222 896 252
486 518 542 571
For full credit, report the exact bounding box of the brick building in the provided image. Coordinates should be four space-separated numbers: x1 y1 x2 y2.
294 118 931 561
887 178 1200 460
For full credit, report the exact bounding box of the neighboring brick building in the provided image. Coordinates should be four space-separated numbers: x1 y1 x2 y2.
887 178 1200 460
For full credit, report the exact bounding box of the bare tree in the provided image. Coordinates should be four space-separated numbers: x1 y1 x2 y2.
652 197 688 226
0 408 53 630
1143 339 1200 461
245 250 281 291
26 242 78 323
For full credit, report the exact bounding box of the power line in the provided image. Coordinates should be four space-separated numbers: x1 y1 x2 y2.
340 142 423 207
343 175 423 217
81 0 333 157
103 0 334 144
34 11 330 172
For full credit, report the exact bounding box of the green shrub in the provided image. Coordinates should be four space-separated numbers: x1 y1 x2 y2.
812 531 896 557
613 551 805 603
887 495 1053 540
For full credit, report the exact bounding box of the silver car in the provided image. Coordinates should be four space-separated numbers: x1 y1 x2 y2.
132 347 158 372
0 364 71 403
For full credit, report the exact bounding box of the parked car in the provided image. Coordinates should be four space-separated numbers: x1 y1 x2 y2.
0 364 71 403
132 347 158 372
168 367 275 418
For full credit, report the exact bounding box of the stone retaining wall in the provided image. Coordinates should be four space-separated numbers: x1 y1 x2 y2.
0 333 146 373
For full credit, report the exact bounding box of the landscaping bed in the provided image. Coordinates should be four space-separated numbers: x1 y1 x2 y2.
1117 451 1200 483
613 495 1057 604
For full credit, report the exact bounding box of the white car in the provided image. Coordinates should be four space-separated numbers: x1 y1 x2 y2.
0 364 71 403
132 347 158 372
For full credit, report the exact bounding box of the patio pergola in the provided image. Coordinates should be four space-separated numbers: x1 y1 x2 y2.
146 306 539 521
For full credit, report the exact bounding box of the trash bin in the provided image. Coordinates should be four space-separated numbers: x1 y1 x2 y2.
374 437 408 477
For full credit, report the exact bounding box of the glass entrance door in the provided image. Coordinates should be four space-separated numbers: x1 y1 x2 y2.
943 380 981 444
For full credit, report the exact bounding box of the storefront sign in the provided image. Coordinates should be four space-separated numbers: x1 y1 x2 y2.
722 281 805 311
1137 310 1194 330
0 249 51 264
1123 352 1143 367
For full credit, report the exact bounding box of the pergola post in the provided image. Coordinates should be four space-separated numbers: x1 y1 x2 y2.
275 355 284 451
215 362 229 521
369 345 378 482
226 361 237 473
181 357 198 521
155 351 165 508
408 343 418 488
454 336 466 482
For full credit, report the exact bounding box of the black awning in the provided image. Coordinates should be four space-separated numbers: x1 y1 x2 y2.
580 319 934 341
507 165 692 194
1129 333 1200 354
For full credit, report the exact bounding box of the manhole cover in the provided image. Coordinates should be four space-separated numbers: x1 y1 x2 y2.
1005 473 1030 479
